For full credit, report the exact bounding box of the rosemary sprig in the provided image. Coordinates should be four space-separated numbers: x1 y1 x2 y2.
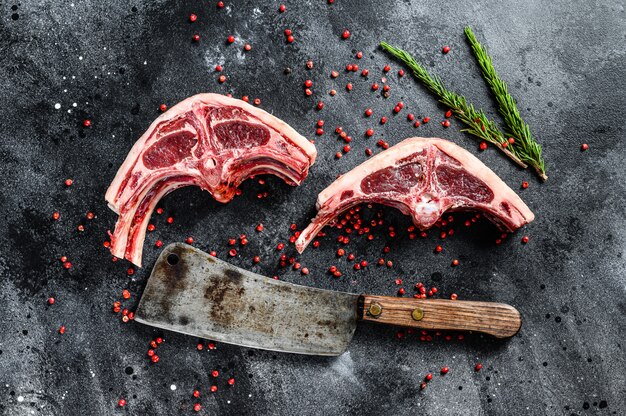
464 26 547 180
379 41 527 169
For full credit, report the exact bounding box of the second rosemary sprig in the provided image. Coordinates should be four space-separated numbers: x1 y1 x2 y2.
465 26 546 180
379 41 527 169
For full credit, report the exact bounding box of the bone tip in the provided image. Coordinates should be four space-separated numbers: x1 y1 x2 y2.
294 238 306 254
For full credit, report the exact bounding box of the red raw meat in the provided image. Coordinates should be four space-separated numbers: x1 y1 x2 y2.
295 137 533 253
106 93 316 266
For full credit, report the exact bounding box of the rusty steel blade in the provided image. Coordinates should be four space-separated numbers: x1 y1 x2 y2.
135 243 360 356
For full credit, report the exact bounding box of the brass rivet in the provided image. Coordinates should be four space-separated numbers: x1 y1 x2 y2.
411 308 424 321
368 302 383 317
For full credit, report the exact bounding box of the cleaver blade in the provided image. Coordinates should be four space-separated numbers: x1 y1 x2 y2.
135 243 359 356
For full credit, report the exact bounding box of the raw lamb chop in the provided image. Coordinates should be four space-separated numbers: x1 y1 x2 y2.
106 93 316 266
295 137 533 253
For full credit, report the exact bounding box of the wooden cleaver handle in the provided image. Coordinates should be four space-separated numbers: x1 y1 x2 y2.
359 295 521 338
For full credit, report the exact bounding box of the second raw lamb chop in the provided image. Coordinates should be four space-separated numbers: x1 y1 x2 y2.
295 137 533 253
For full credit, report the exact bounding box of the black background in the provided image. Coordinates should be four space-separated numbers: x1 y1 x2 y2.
1 0 624 415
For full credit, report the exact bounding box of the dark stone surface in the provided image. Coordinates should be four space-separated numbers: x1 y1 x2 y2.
1 0 624 414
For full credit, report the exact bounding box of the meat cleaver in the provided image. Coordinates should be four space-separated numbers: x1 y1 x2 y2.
135 243 521 356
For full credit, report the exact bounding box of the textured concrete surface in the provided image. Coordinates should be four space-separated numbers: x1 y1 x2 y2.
1 0 625 415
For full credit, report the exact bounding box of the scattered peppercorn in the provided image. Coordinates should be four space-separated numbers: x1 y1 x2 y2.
341 30 350 39
278 4 286 12
442 45 451 54
581 143 589 151
227 35 235 43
